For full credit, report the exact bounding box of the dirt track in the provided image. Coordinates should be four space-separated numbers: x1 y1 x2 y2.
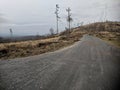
0 35 120 90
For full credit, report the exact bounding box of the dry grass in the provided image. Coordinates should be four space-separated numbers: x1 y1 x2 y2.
93 31 120 48
0 30 85 59
85 21 120 48
0 37 60 59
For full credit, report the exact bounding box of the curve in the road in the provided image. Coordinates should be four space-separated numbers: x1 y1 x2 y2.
0 35 120 90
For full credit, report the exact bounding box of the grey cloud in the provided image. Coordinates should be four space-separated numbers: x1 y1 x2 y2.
0 0 120 36
0 17 7 23
0 12 10 24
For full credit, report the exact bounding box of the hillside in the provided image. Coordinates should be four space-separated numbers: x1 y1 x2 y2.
84 21 120 47
0 21 120 59
82 21 120 32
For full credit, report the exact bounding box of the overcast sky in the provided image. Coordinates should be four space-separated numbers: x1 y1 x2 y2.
0 0 120 36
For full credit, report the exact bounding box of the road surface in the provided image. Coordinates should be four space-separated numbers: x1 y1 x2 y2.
0 35 120 90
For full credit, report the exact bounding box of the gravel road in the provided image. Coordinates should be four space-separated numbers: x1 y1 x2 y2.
0 35 120 90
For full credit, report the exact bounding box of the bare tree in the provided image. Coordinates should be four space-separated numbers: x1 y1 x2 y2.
80 22 84 26
55 4 60 34
9 28 13 40
36 32 40 38
77 23 80 27
49 28 54 35
66 7 73 33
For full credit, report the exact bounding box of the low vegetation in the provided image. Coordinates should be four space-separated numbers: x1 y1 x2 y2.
93 32 120 47
0 30 86 59
86 21 120 47
0 21 119 59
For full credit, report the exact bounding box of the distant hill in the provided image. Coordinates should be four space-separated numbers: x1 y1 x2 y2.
0 35 48 43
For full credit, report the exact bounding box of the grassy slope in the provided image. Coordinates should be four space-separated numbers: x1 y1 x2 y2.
0 21 120 59
0 29 86 59
93 32 120 48
87 21 120 48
